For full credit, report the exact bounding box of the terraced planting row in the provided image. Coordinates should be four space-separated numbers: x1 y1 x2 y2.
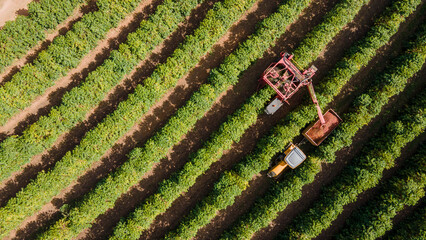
0 0 424 239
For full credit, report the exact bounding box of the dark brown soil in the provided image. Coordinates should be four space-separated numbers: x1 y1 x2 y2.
0 0 165 207
2 0 425 239
248 6 426 239
5 0 224 239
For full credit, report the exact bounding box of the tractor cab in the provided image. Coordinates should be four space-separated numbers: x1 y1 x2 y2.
267 143 306 178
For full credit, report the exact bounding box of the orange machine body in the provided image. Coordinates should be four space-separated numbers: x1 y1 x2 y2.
267 143 306 178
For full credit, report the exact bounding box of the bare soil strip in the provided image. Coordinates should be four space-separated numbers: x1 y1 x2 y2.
123 0 345 238
6 0 223 239
246 6 426 239
0 0 166 208
0 1 94 87
0 0 33 27
0 0 162 138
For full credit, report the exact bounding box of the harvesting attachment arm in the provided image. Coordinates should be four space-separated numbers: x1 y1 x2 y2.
306 82 326 125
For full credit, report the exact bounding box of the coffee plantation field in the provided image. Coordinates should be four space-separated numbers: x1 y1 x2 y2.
0 0 424 239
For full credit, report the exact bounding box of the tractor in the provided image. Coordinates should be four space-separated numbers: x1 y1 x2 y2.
259 52 342 178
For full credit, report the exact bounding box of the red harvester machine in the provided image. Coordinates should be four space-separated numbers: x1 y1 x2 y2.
260 52 341 146
260 52 342 177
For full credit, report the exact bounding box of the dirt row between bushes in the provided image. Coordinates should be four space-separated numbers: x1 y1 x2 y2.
2 0 425 239
133 0 426 239
0 0 165 206
0 0 161 138
0 0 95 88
249 4 426 239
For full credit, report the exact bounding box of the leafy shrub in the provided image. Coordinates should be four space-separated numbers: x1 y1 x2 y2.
278 90 425 239
336 146 426 240
0 0 257 239
166 0 423 238
0 0 141 125
0 0 86 74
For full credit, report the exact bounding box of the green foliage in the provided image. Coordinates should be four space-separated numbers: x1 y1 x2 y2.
0 0 258 239
316 24 426 163
336 145 426 240
0 0 141 125
386 200 426 240
278 91 425 239
0 0 201 182
0 0 207 237
165 0 423 238
0 0 86 74
35 0 259 239
37 0 316 238
220 13 426 240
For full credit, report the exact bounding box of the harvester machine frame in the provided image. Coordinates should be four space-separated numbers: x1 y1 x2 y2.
259 52 342 147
